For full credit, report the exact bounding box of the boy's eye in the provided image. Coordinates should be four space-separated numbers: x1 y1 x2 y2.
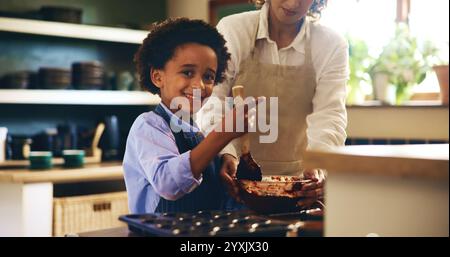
181 70 194 77
203 74 215 84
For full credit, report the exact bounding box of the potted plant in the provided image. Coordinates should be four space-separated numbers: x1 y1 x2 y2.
347 36 374 105
370 23 437 105
426 41 449 105
433 64 449 105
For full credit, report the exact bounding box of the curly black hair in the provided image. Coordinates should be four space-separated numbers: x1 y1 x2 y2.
134 18 231 95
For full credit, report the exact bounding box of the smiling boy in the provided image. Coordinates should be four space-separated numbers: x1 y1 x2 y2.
123 18 254 213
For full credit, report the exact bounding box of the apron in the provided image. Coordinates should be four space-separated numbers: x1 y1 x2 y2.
234 17 316 176
153 104 225 213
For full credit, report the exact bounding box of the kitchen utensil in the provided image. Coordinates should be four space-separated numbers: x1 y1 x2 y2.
10 135 32 160
238 175 312 214
231 85 262 181
31 128 57 154
56 123 78 157
119 209 293 237
100 116 120 161
29 151 53 170
84 122 104 163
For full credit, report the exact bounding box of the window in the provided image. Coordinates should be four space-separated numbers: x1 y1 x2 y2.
321 0 397 57
321 0 449 95
409 0 449 92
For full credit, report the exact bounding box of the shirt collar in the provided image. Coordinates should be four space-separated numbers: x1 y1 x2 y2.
257 2 308 53
160 102 200 134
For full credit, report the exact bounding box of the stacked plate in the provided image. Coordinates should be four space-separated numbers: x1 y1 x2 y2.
72 61 105 90
38 67 71 89
0 71 37 89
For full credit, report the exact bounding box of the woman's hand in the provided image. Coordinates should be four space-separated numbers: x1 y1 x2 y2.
219 154 242 202
296 169 326 209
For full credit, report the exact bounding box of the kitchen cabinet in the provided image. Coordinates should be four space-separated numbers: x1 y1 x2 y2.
0 13 162 152
303 144 449 236
0 162 125 236
0 3 163 236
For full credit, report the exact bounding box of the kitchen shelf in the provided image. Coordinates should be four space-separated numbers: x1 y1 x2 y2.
0 89 160 105
0 17 148 44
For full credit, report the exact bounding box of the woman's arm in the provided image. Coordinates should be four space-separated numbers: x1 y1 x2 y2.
306 37 349 150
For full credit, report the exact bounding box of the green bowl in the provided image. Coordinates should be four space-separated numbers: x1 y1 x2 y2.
29 151 53 170
62 149 85 168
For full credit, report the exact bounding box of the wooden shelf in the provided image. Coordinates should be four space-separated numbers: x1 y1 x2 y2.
0 89 160 105
0 17 148 44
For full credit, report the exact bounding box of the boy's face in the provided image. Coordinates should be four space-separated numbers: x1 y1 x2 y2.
151 43 218 114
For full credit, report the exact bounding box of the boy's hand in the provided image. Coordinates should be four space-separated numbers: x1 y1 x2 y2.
220 154 242 202
214 96 265 140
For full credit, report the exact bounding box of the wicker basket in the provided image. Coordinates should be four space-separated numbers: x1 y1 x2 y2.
53 191 129 236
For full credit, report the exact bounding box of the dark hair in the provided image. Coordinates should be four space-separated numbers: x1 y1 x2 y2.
134 17 231 95
309 0 327 19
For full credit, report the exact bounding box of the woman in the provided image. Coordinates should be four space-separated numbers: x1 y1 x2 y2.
198 0 348 208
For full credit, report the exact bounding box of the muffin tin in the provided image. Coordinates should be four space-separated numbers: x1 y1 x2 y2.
119 210 294 237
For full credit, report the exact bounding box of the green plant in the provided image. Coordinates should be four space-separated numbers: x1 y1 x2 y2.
347 36 374 104
370 23 439 104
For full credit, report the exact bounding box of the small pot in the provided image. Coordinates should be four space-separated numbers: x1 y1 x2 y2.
62 149 85 168
29 151 53 170
433 65 449 105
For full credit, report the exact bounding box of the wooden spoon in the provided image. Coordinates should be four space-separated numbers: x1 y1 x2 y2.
232 85 262 181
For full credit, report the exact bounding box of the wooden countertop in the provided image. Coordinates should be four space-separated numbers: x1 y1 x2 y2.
303 144 449 180
0 162 124 184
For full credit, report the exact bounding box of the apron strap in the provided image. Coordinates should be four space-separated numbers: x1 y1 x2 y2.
154 104 190 153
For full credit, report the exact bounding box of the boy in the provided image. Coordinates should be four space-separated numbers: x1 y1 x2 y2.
123 18 253 213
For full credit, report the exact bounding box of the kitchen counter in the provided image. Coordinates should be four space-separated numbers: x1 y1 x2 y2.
303 144 449 236
0 161 125 237
303 144 449 180
0 161 124 184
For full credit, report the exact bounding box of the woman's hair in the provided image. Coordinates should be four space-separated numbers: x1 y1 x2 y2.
251 0 327 19
134 17 231 95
